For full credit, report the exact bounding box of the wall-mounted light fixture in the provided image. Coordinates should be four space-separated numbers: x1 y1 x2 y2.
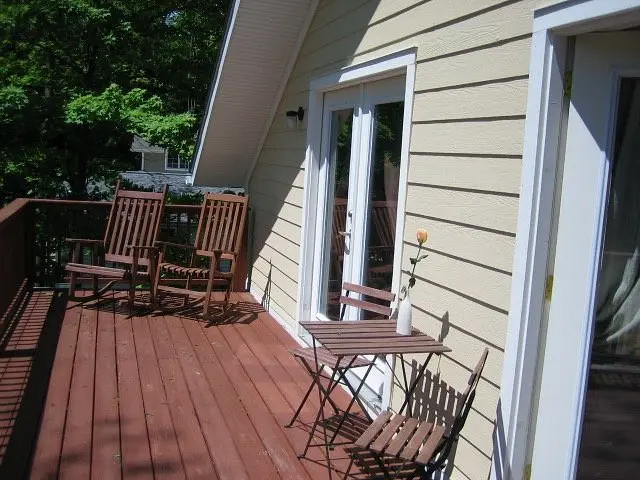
285 106 304 129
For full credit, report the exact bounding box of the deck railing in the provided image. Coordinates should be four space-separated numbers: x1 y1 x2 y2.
0 199 30 319
0 198 249 318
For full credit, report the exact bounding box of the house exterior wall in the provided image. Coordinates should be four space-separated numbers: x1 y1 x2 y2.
247 1 568 478
143 152 167 173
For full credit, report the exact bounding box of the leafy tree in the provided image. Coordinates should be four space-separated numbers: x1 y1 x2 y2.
0 0 229 202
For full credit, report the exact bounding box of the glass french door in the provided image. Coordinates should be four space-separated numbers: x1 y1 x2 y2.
531 33 640 479
310 76 405 323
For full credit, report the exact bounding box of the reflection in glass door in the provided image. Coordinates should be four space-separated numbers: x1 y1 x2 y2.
576 77 640 479
363 102 404 299
321 109 354 320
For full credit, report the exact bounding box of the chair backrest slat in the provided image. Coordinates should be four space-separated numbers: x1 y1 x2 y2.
106 189 125 252
194 194 249 257
210 201 225 251
222 201 238 251
122 198 139 255
417 348 488 473
338 282 395 320
456 349 488 423
103 181 122 247
342 282 396 302
103 182 168 267
130 199 144 256
339 296 392 317
144 196 160 248
137 200 151 256
114 197 130 255
199 199 216 252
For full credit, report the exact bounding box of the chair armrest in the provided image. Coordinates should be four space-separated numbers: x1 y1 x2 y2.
66 238 103 245
155 241 195 250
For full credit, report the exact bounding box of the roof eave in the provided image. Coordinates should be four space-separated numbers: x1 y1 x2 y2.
188 0 240 185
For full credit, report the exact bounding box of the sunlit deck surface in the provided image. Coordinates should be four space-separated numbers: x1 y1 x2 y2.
0 290 371 479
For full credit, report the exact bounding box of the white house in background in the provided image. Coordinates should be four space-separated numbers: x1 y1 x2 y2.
130 135 189 173
189 1 640 479
124 135 232 195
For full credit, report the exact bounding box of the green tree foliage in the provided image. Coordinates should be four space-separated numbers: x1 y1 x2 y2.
0 0 229 202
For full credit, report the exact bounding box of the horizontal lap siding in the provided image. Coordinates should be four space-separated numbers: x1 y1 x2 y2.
247 1 560 477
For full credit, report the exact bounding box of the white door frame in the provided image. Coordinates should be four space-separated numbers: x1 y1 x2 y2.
296 48 417 408
310 86 361 323
309 77 407 324
494 1 640 479
533 33 640 480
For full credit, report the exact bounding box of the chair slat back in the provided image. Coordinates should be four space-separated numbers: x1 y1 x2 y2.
194 193 249 257
424 348 488 472
103 181 168 267
339 282 395 320
449 348 489 439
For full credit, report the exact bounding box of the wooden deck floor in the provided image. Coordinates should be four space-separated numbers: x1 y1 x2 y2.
0 290 371 480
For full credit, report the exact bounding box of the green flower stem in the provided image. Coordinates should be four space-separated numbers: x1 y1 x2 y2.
408 243 422 290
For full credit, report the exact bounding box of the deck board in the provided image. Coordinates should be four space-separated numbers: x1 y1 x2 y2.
204 324 313 479
131 310 186 480
146 315 219 479
29 294 81 479
92 295 121 480
113 297 154 480
0 290 367 480
179 316 282 479
58 301 97 479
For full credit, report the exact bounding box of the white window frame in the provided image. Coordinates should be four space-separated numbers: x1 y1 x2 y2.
296 48 417 410
165 150 189 171
494 2 640 479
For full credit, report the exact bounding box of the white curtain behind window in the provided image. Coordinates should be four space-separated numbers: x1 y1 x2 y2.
595 80 640 348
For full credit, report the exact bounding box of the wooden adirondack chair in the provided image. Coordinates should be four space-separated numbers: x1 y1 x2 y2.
65 181 169 308
344 348 489 480
153 193 249 318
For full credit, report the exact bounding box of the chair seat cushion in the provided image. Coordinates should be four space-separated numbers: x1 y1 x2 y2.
291 346 373 368
355 411 446 465
65 263 127 279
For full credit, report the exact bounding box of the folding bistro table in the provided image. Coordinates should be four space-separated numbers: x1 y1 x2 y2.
298 320 451 478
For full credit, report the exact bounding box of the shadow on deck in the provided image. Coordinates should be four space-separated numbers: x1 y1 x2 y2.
0 290 370 480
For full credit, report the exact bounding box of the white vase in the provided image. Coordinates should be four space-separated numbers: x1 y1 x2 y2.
396 290 412 335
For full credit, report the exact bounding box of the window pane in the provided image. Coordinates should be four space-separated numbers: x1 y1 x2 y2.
321 108 353 320
363 101 404 298
577 77 640 480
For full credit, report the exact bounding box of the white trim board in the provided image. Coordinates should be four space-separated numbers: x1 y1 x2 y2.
493 2 640 480
296 48 417 412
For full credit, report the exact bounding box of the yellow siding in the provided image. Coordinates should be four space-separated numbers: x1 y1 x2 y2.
247 1 567 477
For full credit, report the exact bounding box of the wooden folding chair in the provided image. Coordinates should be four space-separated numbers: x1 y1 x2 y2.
286 283 395 438
153 193 248 318
344 348 489 480
65 181 169 309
